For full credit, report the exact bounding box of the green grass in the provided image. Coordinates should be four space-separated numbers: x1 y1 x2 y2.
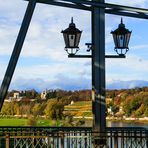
0 118 27 126
0 118 61 126
37 119 56 126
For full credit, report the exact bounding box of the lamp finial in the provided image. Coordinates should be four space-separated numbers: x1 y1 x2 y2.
121 17 123 24
71 17 73 23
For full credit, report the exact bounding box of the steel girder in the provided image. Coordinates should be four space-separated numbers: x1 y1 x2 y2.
24 0 148 19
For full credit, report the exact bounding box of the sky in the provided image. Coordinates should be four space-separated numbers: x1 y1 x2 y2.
0 0 148 91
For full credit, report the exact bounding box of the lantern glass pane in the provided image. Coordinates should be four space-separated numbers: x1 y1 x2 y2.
119 35 124 48
68 34 76 47
75 32 81 47
125 33 131 48
63 33 69 47
113 34 117 47
117 35 120 48
115 34 125 48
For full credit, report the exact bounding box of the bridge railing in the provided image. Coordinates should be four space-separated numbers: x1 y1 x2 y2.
0 126 147 148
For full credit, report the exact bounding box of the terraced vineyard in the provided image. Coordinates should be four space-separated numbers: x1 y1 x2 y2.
64 101 92 118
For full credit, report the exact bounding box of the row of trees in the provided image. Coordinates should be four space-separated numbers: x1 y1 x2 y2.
7 89 92 101
2 87 148 118
1 98 70 119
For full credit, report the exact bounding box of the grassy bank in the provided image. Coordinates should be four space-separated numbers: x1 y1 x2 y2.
0 118 27 126
0 117 147 127
0 118 55 126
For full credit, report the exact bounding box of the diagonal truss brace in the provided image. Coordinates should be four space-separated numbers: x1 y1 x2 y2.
24 0 148 19
0 0 37 110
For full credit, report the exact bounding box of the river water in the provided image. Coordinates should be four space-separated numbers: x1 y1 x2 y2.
85 119 148 128
107 121 148 129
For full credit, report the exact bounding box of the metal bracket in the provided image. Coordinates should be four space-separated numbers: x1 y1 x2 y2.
85 43 93 52
68 54 126 58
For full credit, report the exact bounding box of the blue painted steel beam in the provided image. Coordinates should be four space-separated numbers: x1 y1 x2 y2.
106 9 148 19
24 0 92 11
25 0 148 19
60 0 148 14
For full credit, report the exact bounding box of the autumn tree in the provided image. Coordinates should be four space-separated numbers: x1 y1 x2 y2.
44 99 64 119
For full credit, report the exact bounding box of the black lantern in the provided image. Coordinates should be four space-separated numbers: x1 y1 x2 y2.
111 18 132 55
61 18 82 55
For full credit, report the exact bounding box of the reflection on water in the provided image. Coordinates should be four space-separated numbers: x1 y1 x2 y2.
107 121 148 129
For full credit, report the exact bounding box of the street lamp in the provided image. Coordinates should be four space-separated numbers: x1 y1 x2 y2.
62 18 131 58
61 17 82 56
111 18 132 56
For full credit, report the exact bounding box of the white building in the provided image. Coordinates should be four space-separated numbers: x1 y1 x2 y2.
6 91 23 102
41 90 48 100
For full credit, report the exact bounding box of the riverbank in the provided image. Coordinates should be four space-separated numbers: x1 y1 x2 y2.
0 116 148 126
73 116 148 124
106 116 148 124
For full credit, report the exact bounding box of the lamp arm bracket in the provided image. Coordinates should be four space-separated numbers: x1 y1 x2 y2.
68 54 126 58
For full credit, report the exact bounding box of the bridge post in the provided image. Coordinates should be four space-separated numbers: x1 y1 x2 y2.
91 0 106 147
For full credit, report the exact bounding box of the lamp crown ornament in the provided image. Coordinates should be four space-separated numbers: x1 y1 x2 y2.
69 17 75 28
119 18 125 28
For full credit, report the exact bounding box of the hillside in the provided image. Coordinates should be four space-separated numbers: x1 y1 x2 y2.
0 87 148 119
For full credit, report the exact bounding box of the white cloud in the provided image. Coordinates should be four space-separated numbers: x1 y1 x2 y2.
9 75 91 92
106 55 148 81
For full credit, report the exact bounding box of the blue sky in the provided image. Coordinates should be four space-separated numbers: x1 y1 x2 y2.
0 0 148 91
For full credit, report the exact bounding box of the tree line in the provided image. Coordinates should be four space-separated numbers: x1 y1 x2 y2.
1 89 91 119
1 87 148 118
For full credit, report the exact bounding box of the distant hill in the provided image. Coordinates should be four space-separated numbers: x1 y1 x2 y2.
107 80 148 90
1 77 148 91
